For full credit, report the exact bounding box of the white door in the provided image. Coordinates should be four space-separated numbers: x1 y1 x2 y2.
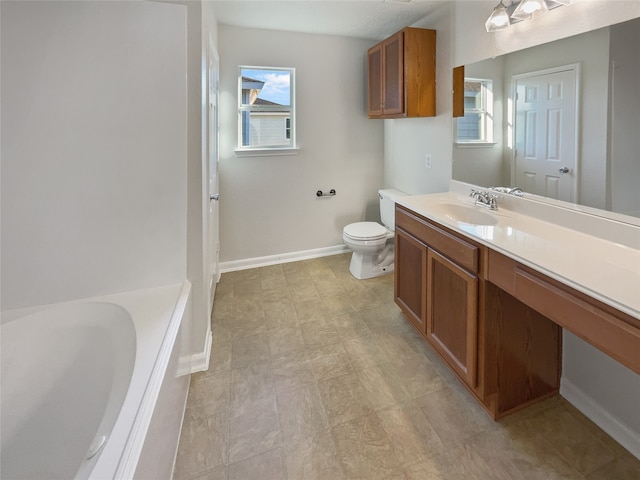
207 38 220 314
513 66 578 202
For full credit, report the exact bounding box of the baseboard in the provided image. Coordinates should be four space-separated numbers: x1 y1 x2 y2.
189 329 211 373
561 378 640 460
219 244 350 273
178 329 212 375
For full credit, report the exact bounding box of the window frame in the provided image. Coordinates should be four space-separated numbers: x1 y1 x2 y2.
235 65 298 157
455 77 495 146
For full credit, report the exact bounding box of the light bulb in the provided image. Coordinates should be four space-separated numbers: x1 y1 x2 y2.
492 15 509 27
522 0 544 13
485 1 511 32
511 0 549 21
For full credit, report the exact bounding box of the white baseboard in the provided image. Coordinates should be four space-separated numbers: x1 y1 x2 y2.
219 244 350 273
189 329 212 373
561 378 640 460
178 330 212 375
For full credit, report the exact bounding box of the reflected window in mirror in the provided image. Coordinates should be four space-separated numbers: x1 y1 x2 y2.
456 78 495 145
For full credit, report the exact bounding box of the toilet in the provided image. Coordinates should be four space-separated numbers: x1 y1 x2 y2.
343 188 406 279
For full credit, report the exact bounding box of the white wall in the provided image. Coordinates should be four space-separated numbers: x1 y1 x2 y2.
1 1 187 311
156 0 220 368
384 4 453 196
452 0 640 68
562 332 640 458
218 26 384 264
388 0 640 459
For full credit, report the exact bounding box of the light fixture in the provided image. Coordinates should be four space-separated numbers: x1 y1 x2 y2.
511 0 548 21
485 1 511 32
485 0 569 33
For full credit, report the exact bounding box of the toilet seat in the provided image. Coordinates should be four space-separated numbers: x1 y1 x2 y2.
343 222 387 241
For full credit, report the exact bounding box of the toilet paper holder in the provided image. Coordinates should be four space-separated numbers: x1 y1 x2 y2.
316 189 336 197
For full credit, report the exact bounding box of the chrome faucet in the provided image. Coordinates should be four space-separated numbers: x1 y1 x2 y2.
470 189 501 210
490 186 524 197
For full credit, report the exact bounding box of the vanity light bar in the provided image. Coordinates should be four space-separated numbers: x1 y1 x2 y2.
485 0 570 33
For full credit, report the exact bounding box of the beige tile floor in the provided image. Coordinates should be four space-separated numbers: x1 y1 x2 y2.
173 254 640 480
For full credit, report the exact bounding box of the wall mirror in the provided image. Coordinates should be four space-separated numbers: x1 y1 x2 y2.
452 17 640 220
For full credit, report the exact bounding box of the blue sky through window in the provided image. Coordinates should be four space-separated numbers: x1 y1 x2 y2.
241 68 291 106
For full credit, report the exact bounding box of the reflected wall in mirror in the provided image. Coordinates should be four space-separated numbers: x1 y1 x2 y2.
453 17 640 218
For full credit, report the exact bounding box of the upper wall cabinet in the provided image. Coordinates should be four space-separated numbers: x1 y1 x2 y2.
367 27 436 119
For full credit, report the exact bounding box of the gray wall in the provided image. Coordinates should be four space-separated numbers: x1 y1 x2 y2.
218 25 384 265
1 1 188 310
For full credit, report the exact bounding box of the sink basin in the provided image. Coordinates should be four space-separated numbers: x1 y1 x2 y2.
429 203 498 226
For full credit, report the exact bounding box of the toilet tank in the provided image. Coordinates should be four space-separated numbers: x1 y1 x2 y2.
379 188 406 230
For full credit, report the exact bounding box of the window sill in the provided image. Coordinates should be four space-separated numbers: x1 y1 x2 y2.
234 147 300 158
455 142 497 149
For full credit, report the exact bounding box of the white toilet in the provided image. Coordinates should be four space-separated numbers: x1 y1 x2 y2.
343 188 406 279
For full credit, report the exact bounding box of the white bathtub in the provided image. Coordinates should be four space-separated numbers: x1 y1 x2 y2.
1 281 191 479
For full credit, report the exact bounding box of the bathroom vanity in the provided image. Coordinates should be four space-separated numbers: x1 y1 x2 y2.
394 183 640 420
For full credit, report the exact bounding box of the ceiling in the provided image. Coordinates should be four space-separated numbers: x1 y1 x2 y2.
210 0 447 41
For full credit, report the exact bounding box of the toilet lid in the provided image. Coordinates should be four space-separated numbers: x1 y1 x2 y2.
343 222 387 240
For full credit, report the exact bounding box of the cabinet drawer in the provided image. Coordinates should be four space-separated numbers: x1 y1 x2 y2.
487 249 518 295
488 249 640 374
396 206 479 273
515 269 640 375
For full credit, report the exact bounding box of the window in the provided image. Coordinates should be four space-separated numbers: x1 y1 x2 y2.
456 78 494 144
238 66 295 152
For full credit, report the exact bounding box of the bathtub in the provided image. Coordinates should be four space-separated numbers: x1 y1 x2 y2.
1 281 191 479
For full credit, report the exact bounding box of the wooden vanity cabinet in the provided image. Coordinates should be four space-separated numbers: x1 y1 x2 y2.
395 205 481 388
394 228 427 332
367 27 436 119
395 205 563 419
426 249 478 387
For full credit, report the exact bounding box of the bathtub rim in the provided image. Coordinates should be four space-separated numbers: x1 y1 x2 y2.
114 280 191 479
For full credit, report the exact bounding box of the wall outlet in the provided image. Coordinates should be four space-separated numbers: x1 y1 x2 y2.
424 154 432 169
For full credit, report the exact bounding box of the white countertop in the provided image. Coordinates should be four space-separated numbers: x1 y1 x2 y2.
395 188 640 321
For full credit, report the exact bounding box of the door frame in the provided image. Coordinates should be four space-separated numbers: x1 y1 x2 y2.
510 63 581 203
206 35 220 314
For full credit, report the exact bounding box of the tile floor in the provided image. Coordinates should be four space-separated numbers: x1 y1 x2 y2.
173 253 640 480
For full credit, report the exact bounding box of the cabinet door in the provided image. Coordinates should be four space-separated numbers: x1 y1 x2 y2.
452 65 465 118
367 44 383 116
395 229 427 334
382 31 404 115
426 249 478 387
